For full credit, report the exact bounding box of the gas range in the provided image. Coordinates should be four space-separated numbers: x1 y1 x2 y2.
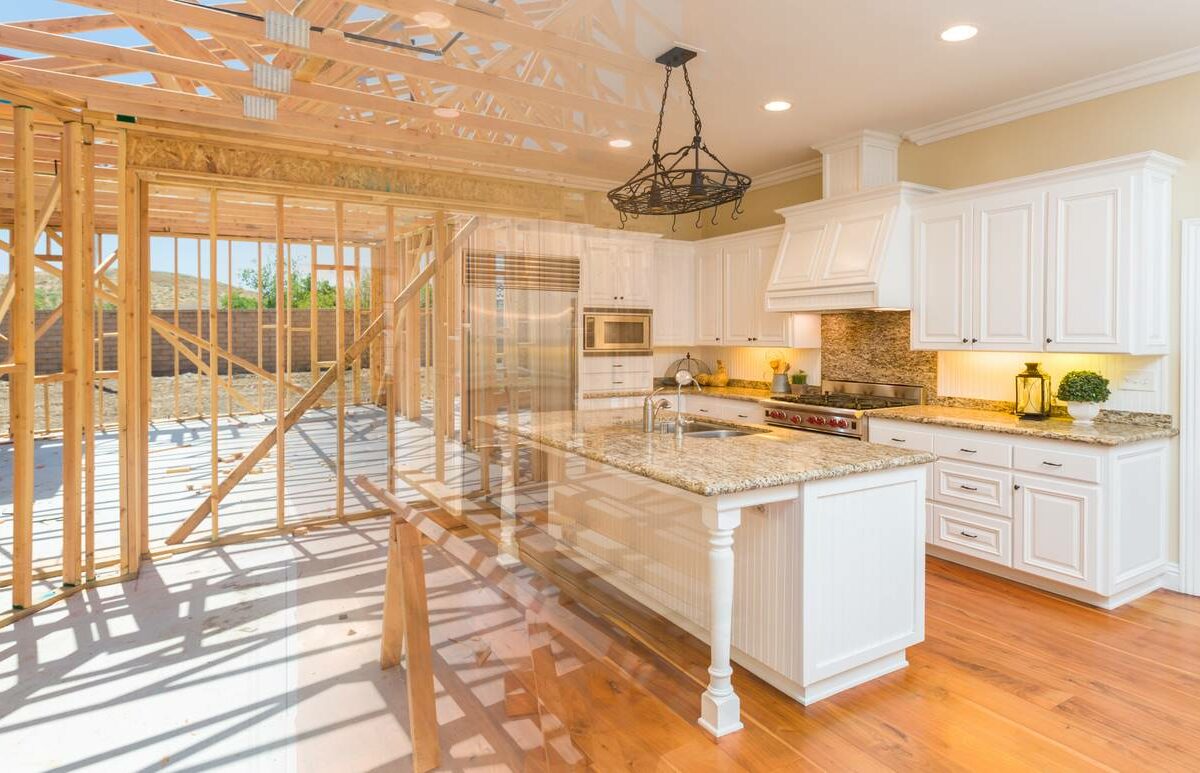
762 380 925 439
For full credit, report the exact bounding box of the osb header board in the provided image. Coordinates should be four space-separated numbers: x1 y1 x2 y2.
125 132 568 218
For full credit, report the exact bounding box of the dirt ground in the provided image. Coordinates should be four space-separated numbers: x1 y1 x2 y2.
0 367 433 437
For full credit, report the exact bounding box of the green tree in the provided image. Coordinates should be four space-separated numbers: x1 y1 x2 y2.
233 261 360 310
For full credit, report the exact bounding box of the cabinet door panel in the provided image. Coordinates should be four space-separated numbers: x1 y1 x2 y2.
912 202 971 349
651 243 695 346
723 243 757 342
974 191 1045 350
624 243 654 307
695 248 724 344
1046 175 1129 351
820 208 892 283
770 220 828 287
754 236 790 345
1013 475 1098 589
584 239 620 305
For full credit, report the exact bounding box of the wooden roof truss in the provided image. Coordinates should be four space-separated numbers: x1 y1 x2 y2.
0 0 673 185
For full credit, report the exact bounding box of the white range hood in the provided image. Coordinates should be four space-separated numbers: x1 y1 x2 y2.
765 131 938 312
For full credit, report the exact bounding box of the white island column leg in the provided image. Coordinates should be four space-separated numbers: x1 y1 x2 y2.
698 503 744 737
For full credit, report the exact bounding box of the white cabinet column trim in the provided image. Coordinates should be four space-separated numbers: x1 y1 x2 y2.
698 500 744 737
1180 218 1200 596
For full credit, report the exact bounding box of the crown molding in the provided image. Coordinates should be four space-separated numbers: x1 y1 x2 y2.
904 45 1200 146
753 157 823 188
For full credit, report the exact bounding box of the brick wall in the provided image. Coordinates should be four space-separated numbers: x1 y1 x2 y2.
1 308 377 376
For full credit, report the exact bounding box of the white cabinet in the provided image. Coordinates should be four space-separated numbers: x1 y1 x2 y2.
912 201 971 349
695 245 725 345
702 229 807 347
584 234 654 308
973 189 1044 350
911 152 1180 354
651 240 695 346
579 354 652 393
867 417 1170 608
1012 474 1097 589
679 394 764 424
1044 173 1126 352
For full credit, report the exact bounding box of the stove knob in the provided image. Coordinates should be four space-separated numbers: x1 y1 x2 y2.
835 419 848 428
790 415 799 424
814 417 826 425
805 416 816 424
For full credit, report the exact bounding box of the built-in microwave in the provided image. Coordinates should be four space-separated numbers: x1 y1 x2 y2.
583 308 652 355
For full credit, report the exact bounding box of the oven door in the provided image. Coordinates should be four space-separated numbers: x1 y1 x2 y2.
583 312 651 354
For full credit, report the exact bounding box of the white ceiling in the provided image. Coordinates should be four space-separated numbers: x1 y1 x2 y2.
624 0 1200 179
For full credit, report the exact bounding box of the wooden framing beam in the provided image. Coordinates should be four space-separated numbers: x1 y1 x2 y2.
61 120 85 587
9 106 36 609
165 215 477 545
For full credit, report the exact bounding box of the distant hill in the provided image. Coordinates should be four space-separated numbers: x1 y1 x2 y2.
0 271 247 311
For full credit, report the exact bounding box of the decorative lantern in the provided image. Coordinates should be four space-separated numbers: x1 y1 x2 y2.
1015 362 1052 420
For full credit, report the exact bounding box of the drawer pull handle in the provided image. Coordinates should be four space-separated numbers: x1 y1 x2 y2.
1041 461 1063 467
613 364 623 368
959 484 979 492
612 381 624 385
960 530 979 539
737 414 749 419
890 437 906 443
959 448 977 454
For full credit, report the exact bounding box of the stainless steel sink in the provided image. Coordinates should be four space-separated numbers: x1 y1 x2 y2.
659 421 763 438
687 428 759 438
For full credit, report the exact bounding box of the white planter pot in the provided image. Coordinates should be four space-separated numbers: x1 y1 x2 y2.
1064 401 1102 424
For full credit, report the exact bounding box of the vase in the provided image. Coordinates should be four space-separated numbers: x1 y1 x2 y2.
1064 401 1102 424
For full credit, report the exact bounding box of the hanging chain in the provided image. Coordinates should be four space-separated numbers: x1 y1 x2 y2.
650 65 672 160
681 63 703 142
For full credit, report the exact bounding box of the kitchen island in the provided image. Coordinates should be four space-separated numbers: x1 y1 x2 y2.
484 408 934 737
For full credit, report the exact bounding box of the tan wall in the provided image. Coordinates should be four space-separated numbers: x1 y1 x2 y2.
695 174 823 240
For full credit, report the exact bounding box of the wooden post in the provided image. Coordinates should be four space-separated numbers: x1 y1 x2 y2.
385 207 397 491
61 121 85 587
433 213 448 483
275 196 286 529
138 180 150 556
335 202 346 519
82 124 96 580
209 189 220 541
257 240 264 414
173 236 180 418
116 129 142 575
309 238 317 388
9 106 36 608
226 239 233 417
404 233 421 421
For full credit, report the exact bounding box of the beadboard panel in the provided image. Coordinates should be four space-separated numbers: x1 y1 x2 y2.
937 351 1170 413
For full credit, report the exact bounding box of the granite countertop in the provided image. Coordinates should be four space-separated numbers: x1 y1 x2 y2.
869 405 1178 446
482 408 933 497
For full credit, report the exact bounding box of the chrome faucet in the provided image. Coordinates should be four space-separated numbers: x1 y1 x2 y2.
642 386 672 432
673 369 702 440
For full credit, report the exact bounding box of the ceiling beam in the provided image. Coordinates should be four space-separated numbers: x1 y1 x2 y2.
0 23 623 158
62 0 653 129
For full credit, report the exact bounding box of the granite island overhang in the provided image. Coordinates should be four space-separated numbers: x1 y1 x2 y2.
479 408 935 738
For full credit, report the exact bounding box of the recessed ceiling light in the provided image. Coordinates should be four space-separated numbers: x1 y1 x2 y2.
414 11 451 29
763 100 792 112
433 107 460 118
940 24 978 42
608 138 632 149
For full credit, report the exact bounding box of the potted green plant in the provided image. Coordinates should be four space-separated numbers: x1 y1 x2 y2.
1056 370 1111 424
790 371 807 394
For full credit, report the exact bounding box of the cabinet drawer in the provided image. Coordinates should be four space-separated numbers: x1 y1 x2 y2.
932 505 1012 566
580 355 652 374
580 370 650 391
722 402 764 424
935 433 1012 468
1013 444 1100 483
869 422 934 452
934 460 1013 517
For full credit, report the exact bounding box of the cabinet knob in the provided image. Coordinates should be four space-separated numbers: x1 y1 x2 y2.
1014 484 1021 490
1046 338 1052 343
961 338 968 343
971 338 978 343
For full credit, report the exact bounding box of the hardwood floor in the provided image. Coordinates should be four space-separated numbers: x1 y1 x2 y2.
413 503 1200 771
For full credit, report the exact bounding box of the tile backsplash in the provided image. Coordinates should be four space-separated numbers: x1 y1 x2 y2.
821 311 937 395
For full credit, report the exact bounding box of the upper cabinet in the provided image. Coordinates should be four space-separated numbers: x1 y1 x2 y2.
651 240 696 347
695 245 725 344
911 152 1181 354
583 233 655 308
